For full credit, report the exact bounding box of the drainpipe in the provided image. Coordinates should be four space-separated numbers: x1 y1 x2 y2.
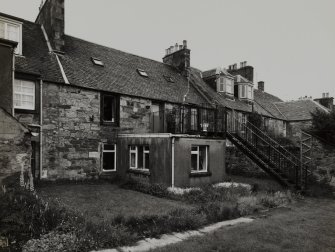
171 137 175 188
12 48 15 116
39 79 43 179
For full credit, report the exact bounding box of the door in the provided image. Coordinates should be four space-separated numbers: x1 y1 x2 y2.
151 103 164 133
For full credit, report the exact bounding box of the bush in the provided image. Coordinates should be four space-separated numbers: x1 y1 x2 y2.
258 191 293 208
198 201 239 222
22 231 79 252
237 196 260 215
310 109 335 145
121 179 169 198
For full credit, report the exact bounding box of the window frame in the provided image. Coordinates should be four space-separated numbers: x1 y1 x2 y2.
91 57 104 67
129 145 150 171
0 16 22 55
191 145 208 173
102 144 117 172
137 69 149 78
14 79 36 111
101 92 120 126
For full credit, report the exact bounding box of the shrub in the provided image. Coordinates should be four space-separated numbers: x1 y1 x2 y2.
22 231 79 252
121 179 169 198
258 191 293 208
237 196 260 216
198 201 239 223
310 109 335 145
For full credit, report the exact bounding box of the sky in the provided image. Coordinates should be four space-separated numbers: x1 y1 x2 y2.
1 0 334 101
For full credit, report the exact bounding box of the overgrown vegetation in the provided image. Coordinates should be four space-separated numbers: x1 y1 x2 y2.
310 108 335 145
1 175 296 252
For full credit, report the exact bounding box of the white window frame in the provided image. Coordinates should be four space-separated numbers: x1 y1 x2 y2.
102 144 117 172
91 57 104 66
218 77 225 92
0 17 22 55
14 79 35 110
129 146 138 169
191 145 208 173
225 78 234 94
129 145 150 171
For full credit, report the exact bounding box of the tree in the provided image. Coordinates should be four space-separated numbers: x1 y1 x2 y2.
310 109 335 144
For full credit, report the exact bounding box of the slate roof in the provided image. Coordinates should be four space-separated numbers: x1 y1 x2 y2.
57 36 207 105
13 18 63 83
202 68 233 79
274 100 329 121
253 89 286 120
190 68 252 112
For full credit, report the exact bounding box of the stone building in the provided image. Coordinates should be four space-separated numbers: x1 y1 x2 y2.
0 0 331 188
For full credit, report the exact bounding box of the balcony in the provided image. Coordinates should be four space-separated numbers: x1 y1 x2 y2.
149 105 226 138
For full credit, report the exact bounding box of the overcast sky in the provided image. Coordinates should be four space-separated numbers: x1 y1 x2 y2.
1 0 334 101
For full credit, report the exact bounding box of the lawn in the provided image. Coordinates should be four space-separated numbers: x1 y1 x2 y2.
151 198 335 252
38 183 193 223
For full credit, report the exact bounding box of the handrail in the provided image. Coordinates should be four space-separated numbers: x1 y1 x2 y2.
245 120 302 165
229 116 300 166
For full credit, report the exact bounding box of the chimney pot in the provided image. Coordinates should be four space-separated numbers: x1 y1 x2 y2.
183 40 187 49
240 62 243 68
179 45 183 50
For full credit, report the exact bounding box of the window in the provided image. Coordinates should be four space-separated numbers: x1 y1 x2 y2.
163 75 174 83
225 78 233 94
91 57 104 67
191 146 208 172
129 145 150 170
218 77 225 92
14 79 35 110
137 69 148 78
0 17 22 54
102 144 116 172
190 108 198 131
101 93 118 124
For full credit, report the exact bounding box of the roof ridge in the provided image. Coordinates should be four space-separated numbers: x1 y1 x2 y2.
65 35 180 68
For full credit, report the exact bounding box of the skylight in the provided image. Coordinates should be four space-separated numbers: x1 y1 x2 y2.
163 75 174 83
91 57 104 67
137 69 148 78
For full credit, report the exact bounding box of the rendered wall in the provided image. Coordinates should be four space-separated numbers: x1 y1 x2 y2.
173 137 226 187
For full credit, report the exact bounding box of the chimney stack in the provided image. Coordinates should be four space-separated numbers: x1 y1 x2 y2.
314 92 334 110
36 0 65 52
227 62 254 82
258 81 264 92
163 40 190 77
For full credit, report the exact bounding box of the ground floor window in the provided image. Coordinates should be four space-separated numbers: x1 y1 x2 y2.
129 145 150 170
102 144 116 171
191 146 208 172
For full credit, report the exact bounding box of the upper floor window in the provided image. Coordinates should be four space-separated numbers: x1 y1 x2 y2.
217 77 234 94
101 93 119 125
0 17 22 54
239 84 253 100
14 79 35 110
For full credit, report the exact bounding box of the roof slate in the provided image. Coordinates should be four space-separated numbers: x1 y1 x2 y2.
253 89 286 119
15 20 63 83
58 36 207 105
274 99 329 121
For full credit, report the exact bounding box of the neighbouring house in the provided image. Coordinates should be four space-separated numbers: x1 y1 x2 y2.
0 0 331 189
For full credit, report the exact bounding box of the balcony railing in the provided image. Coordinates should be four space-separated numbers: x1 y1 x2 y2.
150 105 226 137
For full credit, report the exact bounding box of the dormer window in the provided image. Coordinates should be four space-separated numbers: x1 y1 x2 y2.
217 77 234 94
163 75 174 83
238 84 253 100
137 69 148 78
0 17 22 54
91 57 104 67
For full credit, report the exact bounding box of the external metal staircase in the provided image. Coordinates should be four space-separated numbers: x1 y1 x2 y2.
226 116 310 189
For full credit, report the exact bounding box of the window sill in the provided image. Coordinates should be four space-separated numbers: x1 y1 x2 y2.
127 168 150 176
189 171 212 178
102 169 117 173
15 108 38 114
100 121 119 127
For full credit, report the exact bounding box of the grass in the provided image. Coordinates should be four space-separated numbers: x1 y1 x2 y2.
151 198 335 252
38 183 193 223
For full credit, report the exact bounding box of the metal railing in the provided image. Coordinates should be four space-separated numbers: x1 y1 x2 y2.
227 115 306 188
150 105 226 136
